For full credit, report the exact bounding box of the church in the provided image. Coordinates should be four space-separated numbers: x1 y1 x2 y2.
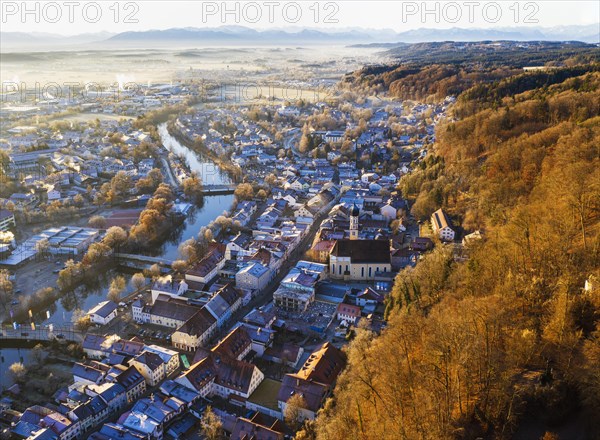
329 204 392 281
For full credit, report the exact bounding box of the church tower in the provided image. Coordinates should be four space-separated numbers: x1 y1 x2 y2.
349 203 359 240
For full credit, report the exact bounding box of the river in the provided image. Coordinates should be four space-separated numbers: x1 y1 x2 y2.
42 123 235 325
150 123 235 260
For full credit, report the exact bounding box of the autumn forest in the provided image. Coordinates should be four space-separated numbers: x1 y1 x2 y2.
304 58 600 439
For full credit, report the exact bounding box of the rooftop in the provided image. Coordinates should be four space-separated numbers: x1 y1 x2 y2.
330 239 391 264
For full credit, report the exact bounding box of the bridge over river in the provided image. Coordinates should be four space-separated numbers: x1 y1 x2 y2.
114 253 174 272
201 184 237 195
0 325 89 344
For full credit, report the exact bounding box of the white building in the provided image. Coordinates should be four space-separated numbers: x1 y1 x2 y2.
87 301 118 326
431 208 455 242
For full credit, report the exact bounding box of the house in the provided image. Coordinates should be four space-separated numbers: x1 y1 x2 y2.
277 343 346 420
380 203 397 221
241 323 276 357
205 284 243 328
231 413 285 440
0 209 16 231
309 239 336 263
329 240 391 281
72 363 106 386
86 301 118 326
150 278 189 303
336 303 361 325
356 287 385 307
175 327 265 403
185 243 226 284
263 342 303 368
111 366 146 404
82 335 110 360
225 233 253 260
139 297 200 328
120 410 161 439
68 396 108 434
462 230 483 246
85 382 127 414
9 192 37 207
431 208 455 242
88 423 146 440
47 187 61 201
128 351 166 386
410 236 434 252
143 345 180 377
243 306 276 329
391 248 417 270
40 411 81 440
171 307 218 351
294 204 315 225
235 262 271 292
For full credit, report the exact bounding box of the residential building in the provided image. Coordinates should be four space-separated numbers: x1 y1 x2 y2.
86 301 118 326
0 209 15 231
204 284 243 328
235 262 271 292
278 343 346 420
231 413 285 440
175 327 265 403
143 345 180 377
336 303 361 324
185 243 226 284
112 366 147 404
431 208 455 242
171 307 218 351
128 351 166 386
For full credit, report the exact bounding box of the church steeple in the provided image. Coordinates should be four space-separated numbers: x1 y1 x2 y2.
349 203 359 240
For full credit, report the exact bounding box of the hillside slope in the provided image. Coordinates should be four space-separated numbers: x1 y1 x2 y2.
305 68 600 440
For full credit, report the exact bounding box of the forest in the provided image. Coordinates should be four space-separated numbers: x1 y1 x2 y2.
343 41 600 101
303 65 600 439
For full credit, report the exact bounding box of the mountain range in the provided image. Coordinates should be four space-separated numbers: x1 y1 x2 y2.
1 25 598 50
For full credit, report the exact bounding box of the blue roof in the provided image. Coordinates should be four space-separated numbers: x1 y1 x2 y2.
12 420 40 437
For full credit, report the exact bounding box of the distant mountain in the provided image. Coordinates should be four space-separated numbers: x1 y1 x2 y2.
0 31 115 49
104 27 375 45
350 25 599 47
1 24 597 51
106 24 599 45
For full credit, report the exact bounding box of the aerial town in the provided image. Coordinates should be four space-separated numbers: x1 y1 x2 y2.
0 73 463 440
1 13 598 438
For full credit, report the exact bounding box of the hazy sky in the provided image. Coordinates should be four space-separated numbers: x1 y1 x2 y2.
1 1 598 35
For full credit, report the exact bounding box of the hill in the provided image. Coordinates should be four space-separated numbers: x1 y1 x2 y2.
304 66 600 440
342 42 600 102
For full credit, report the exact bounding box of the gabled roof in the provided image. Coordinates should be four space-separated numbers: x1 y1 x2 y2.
213 326 252 360
431 208 453 230
110 338 145 356
293 343 346 386
358 287 385 303
176 308 217 337
114 366 145 390
231 413 285 440
131 351 164 372
330 239 391 264
72 362 104 382
336 303 361 318
148 298 199 323
186 243 226 278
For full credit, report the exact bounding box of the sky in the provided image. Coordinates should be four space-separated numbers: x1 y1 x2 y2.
1 1 599 35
